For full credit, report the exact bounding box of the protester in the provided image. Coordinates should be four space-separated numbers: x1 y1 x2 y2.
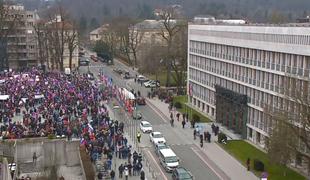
0 68 145 179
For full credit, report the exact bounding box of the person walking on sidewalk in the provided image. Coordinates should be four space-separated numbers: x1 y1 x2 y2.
176 112 180 121
140 169 145 180
118 163 124 178
182 120 186 128
137 131 141 143
110 170 115 180
193 129 197 140
124 167 129 180
200 134 204 147
170 117 174 127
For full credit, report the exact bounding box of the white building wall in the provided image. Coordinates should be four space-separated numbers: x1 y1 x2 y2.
188 24 310 148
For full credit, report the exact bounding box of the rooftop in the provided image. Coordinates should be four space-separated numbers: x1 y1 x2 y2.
191 16 310 27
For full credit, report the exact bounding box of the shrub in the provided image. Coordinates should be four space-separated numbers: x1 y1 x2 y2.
253 159 265 171
174 102 182 109
218 132 227 143
192 114 200 122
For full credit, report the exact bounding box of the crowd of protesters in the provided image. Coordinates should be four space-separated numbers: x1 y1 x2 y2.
0 68 146 179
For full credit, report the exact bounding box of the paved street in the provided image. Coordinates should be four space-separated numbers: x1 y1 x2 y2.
79 56 258 180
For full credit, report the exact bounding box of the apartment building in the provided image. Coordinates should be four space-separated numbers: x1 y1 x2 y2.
4 4 39 69
188 23 310 147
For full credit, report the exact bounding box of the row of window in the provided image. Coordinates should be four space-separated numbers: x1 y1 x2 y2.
189 56 310 96
189 68 304 120
190 29 310 45
189 41 310 77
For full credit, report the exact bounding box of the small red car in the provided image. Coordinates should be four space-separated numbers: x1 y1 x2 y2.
90 55 98 62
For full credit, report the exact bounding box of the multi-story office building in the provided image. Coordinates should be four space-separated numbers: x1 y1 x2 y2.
188 23 310 147
4 4 39 69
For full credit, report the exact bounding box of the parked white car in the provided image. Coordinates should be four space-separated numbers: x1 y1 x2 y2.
150 131 166 145
144 80 160 88
139 121 153 133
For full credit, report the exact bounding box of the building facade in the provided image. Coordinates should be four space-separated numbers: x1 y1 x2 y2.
3 4 39 69
188 24 310 147
130 20 170 66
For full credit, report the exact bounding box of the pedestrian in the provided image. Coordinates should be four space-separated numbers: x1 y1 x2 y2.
137 131 141 143
186 113 189 122
246 158 250 171
118 164 124 178
170 117 174 127
133 161 137 176
97 172 103 180
170 112 173 119
140 169 145 180
200 134 203 147
176 113 180 121
32 152 37 164
110 169 115 180
128 162 132 176
124 167 129 180
207 132 211 143
182 120 185 128
128 151 132 164
211 123 215 133
193 129 197 140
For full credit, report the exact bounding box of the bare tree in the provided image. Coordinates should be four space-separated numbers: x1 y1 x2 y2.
44 3 75 71
266 76 310 174
33 20 49 68
128 25 143 67
66 23 78 70
158 6 187 88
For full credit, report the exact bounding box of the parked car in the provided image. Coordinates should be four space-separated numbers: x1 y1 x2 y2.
90 55 98 62
132 111 142 120
79 58 90 66
136 97 146 105
149 131 166 145
155 143 170 155
172 167 193 180
159 148 179 172
137 75 148 83
144 80 160 88
124 71 131 79
113 68 123 74
139 121 153 133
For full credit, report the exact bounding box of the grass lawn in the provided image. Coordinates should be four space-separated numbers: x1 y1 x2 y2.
221 140 305 180
173 95 210 123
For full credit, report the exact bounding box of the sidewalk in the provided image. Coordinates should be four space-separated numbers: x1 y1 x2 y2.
105 103 153 180
146 97 259 180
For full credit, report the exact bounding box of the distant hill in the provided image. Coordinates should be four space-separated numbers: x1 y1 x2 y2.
16 0 310 29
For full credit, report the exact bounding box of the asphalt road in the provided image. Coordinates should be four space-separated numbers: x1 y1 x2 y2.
79 59 220 180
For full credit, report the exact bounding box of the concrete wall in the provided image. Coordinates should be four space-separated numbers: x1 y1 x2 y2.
14 139 80 168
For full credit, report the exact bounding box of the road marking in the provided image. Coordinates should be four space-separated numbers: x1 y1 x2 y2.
191 146 227 180
146 149 168 180
145 99 169 123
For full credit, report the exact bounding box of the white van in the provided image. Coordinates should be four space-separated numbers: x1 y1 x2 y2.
159 148 179 172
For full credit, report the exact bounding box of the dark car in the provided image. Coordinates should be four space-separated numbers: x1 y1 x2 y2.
113 68 123 75
172 167 193 180
79 58 90 66
136 97 146 105
132 111 142 120
124 71 131 79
